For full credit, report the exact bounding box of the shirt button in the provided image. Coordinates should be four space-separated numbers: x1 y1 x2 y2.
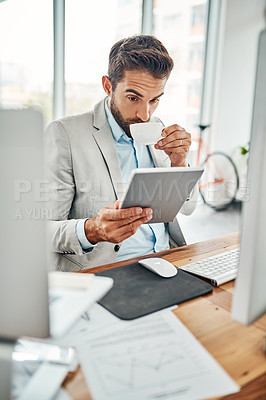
114 244 120 252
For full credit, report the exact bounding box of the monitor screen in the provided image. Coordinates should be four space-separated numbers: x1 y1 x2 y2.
0 109 50 339
231 29 266 324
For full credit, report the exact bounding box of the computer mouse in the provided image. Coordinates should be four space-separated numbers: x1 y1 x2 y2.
138 257 178 278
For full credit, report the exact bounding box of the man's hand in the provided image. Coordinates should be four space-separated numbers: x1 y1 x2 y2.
84 201 153 244
154 124 191 167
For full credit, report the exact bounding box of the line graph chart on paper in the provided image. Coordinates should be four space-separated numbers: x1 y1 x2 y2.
92 341 207 394
77 311 238 400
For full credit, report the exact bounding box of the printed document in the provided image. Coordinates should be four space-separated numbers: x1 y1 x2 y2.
77 310 239 400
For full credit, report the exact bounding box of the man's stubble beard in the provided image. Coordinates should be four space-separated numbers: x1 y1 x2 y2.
110 95 147 138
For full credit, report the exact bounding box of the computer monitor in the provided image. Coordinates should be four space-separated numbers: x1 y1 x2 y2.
0 108 50 400
0 108 50 339
0 109 113 341
231 29 266 324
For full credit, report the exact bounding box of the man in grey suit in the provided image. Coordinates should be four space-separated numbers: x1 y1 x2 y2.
45 35 198 271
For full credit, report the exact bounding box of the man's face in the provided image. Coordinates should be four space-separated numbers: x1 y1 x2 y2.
105 70 167 137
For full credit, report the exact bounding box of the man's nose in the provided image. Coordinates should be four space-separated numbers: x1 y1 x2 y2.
136 104 150 122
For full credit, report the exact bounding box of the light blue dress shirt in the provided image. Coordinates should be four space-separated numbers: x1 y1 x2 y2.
76 99 169 261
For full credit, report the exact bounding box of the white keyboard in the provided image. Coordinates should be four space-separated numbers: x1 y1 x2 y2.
180 248 240 286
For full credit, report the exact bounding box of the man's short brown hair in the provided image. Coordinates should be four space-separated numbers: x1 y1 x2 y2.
108 35 174 90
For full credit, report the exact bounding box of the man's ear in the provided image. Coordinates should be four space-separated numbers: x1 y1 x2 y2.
102 76 112 96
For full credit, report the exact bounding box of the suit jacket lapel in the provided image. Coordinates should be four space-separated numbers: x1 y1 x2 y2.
92 99 171 198
92 99 123 199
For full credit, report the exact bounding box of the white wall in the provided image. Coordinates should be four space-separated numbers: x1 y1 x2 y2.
211 0 265 154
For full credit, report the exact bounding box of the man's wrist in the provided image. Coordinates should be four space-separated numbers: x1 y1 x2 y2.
171 160 188 167
84 217 99 245
76 219 97 252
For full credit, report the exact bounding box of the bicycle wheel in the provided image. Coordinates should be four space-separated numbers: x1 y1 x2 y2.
199 151 239 210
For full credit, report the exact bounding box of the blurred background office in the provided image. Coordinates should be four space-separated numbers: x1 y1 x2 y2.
0 0 264 242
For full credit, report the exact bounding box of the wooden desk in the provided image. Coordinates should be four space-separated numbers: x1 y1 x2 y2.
64 233 266 400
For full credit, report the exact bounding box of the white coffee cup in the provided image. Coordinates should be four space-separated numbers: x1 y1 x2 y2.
130 122 163 145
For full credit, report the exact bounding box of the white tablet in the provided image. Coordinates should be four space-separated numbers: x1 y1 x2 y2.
119 167 204 223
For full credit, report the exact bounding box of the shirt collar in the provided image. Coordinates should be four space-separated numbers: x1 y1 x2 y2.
104 98 132 144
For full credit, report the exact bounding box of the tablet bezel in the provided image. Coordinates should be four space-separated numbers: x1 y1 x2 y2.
119 167 203 223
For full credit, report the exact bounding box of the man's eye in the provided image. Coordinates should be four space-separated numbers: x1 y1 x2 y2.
128 96 138 102
151 98 160 103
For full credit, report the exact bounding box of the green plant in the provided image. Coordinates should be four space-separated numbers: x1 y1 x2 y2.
240 143 249 156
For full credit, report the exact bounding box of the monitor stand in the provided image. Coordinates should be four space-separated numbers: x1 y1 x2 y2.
0 340 15 400
0 338 78 400
13 338 79 372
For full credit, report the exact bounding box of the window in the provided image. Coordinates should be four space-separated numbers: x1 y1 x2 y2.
188 42 204 71
0 0 53 124
153 0 208 138
65 0 142 116
0 0 208 129
191 4 206 34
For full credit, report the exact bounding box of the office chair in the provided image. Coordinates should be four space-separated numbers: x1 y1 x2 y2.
168 220 187 248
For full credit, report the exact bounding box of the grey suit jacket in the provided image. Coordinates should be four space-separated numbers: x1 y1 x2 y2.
45 98 197 271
